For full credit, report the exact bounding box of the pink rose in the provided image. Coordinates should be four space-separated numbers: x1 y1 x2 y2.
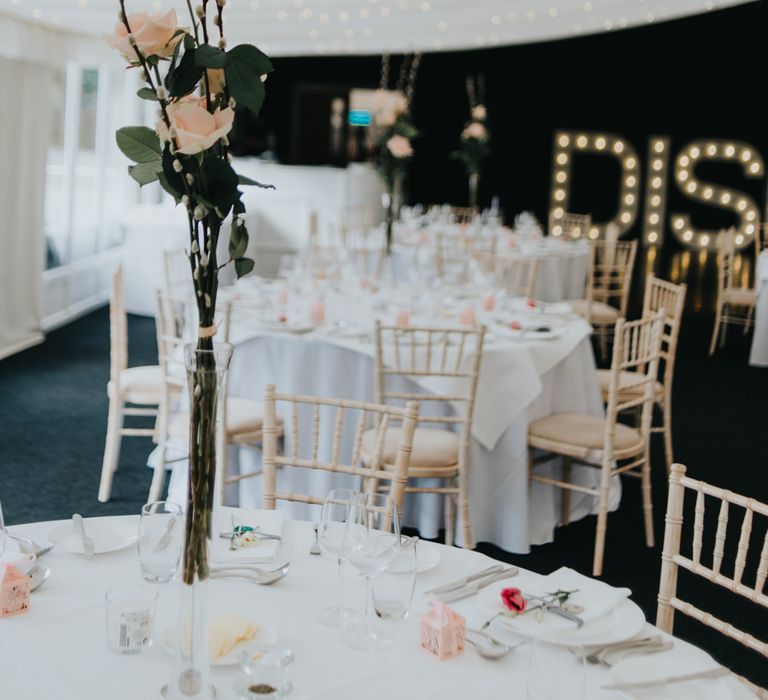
471 104 487 121
463 122 487 141
482 291 496 312
108 9 183 64
395 309 411 327
386 135 413 159
157 98 234 155
501 587 527 613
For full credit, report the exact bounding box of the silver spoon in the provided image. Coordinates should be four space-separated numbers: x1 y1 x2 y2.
28 565 51 592
210 563 290 586
465 629 520 660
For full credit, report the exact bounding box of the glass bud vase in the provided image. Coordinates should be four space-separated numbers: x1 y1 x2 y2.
165 343 233 700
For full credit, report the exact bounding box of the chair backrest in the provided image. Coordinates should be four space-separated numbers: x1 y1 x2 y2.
657 464 768 694
373 322 485 456
716 229 750 295
163 249 193 296
585 239 637 317
109 266 129 383
604 312 665 446
551 212 591 240
261 384 419 511
435 232 497 282
475 253 539 297
642 274 687 385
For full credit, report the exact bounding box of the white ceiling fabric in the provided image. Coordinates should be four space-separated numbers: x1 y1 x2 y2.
0 0 753 58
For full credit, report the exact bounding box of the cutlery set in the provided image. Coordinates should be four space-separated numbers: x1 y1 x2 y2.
424 564 519 603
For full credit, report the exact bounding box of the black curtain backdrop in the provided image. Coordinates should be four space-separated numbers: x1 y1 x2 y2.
243 0 767 248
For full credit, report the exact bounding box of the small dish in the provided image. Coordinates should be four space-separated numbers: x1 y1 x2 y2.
47 517 137 555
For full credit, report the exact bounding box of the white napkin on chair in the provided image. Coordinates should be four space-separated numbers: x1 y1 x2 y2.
210 507 285 564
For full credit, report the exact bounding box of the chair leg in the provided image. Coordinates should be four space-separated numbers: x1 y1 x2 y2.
592 460 612 577
561 458 572 525
661 391 674 475
719 308 728 349
709 304 722 356
444 482 456 547
599 328 609 363
98 398 124 502
744 304 756 334
641 449 655 548
458 465 473 549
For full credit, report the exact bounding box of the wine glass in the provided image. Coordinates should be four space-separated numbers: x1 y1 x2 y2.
317 489 361 629
341 493 401 652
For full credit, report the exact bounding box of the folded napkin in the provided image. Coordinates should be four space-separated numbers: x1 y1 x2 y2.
211 507 285 565
502 567 631 637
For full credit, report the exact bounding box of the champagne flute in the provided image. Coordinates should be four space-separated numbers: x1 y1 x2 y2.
317 489 361 629
341 493 401 652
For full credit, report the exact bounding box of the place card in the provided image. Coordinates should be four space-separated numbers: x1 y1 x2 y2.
0 565 30 618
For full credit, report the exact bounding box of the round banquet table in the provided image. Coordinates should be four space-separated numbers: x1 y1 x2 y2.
0 516 754 700
165 283 615 554
749 250 768 367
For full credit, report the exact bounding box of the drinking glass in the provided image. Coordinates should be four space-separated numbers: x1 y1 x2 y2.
138 501 183 583
317 489 361 628
341 493 401 651
526 640 585 700
0 499 6 557
372 535 418 620
105 587 158 654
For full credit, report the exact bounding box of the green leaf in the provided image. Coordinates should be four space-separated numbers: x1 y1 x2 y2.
225 45 273 115
229 222 249 259
202 154 239 216
235 257 255 278
158 172 182 202
161 148 187 195
183 34 196 51
166 47 203 98
238 173 275 189
116 126 161 163
195 44 229 69
137 87 159 102
128 160 162 186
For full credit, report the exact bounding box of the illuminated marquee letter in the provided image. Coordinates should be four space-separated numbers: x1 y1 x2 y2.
549 130 640 239
671 140 763 251
641 136 671 247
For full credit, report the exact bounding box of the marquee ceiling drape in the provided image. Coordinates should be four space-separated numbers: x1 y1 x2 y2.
0 0 753 58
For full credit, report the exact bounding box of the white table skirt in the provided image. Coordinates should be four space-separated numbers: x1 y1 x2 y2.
749 250 768 367
0 516 754 700
168 333 615 554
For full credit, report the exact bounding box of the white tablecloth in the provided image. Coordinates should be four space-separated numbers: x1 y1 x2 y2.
167 297 614 554
749 250 768 367
0 517 754 700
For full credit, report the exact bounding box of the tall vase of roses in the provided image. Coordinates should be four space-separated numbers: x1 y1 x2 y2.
109 3 273 697
452 77 490 211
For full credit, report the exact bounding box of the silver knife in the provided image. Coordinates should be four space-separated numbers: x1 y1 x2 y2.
602 666 730 691
435 567 519 603
424 564 504 597
72 514 95 559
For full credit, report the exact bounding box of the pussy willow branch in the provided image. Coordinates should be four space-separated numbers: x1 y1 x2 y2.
184 0 200 43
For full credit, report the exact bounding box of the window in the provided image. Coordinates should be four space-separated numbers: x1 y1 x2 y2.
44 63 142 270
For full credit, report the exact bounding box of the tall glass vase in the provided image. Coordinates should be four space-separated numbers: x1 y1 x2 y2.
468 172 480 210
165 343 233 700
382 174 403 256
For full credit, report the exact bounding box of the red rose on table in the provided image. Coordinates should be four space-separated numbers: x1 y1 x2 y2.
500 587 527 613
510 321 522 331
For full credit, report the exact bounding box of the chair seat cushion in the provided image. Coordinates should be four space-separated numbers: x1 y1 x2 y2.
109 365 162 404
361 427 459 470
566 299 619 323
529 413 642 453
723 288 756 306
596 369 663 399
170 397 278 438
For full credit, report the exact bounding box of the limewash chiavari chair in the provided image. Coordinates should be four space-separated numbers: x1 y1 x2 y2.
550 212 591 239
474 252 539 298
362 322 485 548
709 231 757 355
153 292 278 504
566 239 638 359
596 275 687 472
657 464 768 697
260 384 419 514
97 267 163 503
528 312 665 576
434 231 497 282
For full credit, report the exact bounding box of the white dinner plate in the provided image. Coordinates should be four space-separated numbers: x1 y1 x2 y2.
609 645 734 700
47 517 137 555
478 579 646 648
162 617 277 667
387 543 441 574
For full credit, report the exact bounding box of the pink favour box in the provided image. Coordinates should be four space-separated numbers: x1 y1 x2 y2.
420 602 465 659
1 565 30 618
